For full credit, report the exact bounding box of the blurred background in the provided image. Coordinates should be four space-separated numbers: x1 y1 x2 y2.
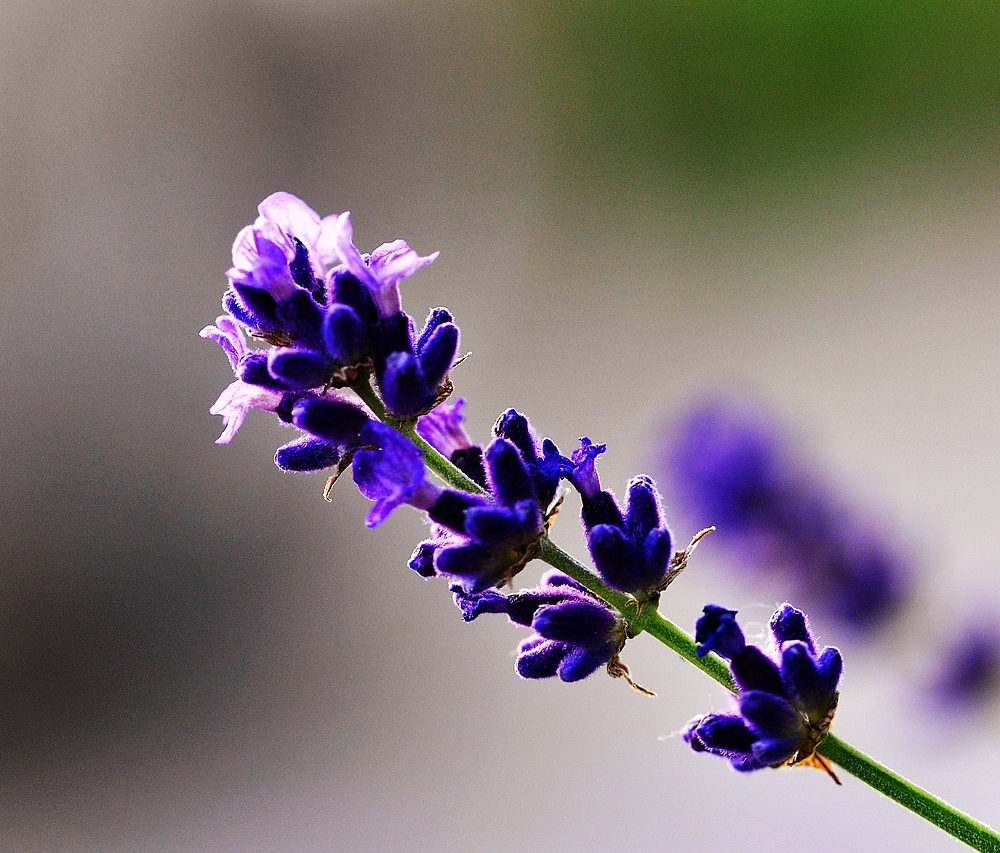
4 0 1000 849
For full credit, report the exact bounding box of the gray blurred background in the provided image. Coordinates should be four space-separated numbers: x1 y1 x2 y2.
3 0 1000 849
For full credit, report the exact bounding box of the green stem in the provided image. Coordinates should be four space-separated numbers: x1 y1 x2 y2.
368 386 1000 852
352 370 387 421
816 737 1000 852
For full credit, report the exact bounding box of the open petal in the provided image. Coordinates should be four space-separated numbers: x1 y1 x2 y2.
258 192 322 247
368 239 439 288
332 212 378 290
208 380 282 444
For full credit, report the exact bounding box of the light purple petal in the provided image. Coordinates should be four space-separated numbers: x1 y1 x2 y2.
227 228 299 302
257 192 322 247
415 398 472 458
200 315 247 371
332 212 379 290
315 213 345 267
230 223 259 271
208 380 283 444
352 421 429 527
368 239 439 288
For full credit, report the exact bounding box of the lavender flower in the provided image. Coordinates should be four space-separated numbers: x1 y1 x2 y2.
352 421 442 526
684 603 842 780
331 211 438 319
568 437 675 601
453 571 624 682
406 409 578 592
414 437 546 592
493 409 573 512
204 193 456 467
374 307 460 420
416 398 487 488
200 316 285 444
667 397 910 628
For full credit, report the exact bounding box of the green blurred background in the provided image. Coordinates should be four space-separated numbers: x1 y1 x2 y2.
535 1 1000 227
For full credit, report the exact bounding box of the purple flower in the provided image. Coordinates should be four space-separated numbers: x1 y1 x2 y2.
695 605 745 660
274 435 345 473
200 316 284 443
351 421 443 527
568 436 607 501
453 571 623 683
684 603 842 779
568 438 675 600
374 307 460 419
225 193 342 339
409 437 546 592
493 409 573 511
416 398 487 488
666 396 911 628
926 622 1000 714
331 211 438 318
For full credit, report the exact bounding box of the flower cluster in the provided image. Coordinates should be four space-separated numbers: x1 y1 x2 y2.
683 603 842 779
201 192 455 470
197 195 1000 848
454 570 626 683
201 193 683 688
666 397 911 628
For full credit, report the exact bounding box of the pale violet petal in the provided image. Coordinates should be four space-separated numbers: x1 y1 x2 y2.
368 240 439 287
315 212 345 267
209 380 283 444
258 192 322 247
230 223 258 269
333 212 379 289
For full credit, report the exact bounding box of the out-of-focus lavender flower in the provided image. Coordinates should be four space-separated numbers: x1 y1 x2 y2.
925 622 1000 714
684 603 842 780
666 397 911 628
568 437 676 601
453 570 624 683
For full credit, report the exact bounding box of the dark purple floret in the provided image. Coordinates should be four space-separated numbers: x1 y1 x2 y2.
682 713 761 773
410 437 546 592
239 351 293 392
451 574 623 683
291 397 371 446
274 436 343 472
268 347 332 390
666 396 911 629
407 540 441 578
569 438 676 599
684 603 842 780
695 605 746 659
376 309 460 419
493 409 573 511
769 602 816 654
